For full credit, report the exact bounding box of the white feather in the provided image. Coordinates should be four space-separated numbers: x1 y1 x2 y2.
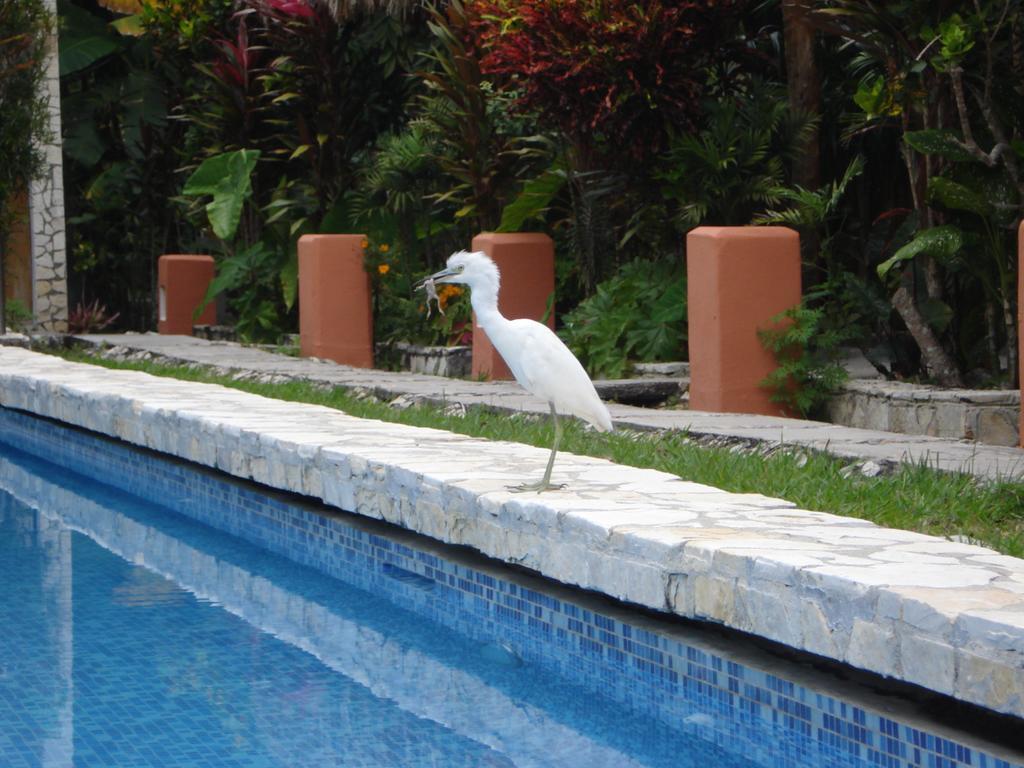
435 251 613 433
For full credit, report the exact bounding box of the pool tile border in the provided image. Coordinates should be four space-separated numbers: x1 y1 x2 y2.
2 408 1020 768
1 347 1023 720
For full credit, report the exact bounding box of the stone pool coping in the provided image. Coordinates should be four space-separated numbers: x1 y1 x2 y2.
2 347 1023 720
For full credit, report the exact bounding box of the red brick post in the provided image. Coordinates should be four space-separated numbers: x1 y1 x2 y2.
157 255 216 335
687 227 802 416
470 232 555 380
298 234 373 368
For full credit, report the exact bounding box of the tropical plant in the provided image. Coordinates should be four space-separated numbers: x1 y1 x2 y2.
0 0 52 330
248 0 418 219
3 298 34 333
758 305 851 419
68 298 121 333
60 0 208 329
165 1 426 338
470 0 754 292
363 236 472 355
351 124 450 272
417 0 532 235
200 239 291 341
755 155 865 276
471 0 747 169
658 80 817 231
809 0 1023 387
560 259 686 379
180 149 261 242
180 149 298 343
888 142 1020 385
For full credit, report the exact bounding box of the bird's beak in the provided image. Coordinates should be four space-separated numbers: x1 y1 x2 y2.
414 266 459 290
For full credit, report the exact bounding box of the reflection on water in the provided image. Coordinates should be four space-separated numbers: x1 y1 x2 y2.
0 447 730 768
0 409 1021 768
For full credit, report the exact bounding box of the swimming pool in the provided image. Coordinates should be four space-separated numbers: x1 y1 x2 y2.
1 407 1020 768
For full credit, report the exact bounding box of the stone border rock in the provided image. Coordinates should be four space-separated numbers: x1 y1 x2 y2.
830 380 1020 447
2 347 1023 720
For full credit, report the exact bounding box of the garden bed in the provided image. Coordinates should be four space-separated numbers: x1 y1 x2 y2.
387 342 472 378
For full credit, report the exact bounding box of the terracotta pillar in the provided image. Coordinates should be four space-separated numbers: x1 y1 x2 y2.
157 255 216 335
3 192 33 310
298 234 373 368
470 232 555 380
1019 222 1023 447
687 227 801 416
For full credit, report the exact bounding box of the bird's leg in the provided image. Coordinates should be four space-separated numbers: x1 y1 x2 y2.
509 403 566 493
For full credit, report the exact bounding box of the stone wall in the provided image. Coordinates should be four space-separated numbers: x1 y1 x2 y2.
28 0 68 332
828 380 1020 447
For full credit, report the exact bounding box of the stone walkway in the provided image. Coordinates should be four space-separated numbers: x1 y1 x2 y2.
75 333 1024 482
2 345 1023 721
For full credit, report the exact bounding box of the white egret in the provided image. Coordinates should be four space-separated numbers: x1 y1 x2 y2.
418 251 613 492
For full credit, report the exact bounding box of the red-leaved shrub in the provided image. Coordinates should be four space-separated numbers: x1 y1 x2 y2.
471 0 746 166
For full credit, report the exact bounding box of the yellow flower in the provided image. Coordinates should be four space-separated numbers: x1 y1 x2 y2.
379 243 390 253
377 263 390 275
360 238 369 250
437 284 463 309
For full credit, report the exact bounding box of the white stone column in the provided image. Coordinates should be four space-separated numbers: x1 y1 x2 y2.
39 519 73 768
29 0 68 332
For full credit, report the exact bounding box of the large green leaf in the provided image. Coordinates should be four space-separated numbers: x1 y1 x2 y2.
877 225 963 279
58 0 120 76
497 166 566 232
904 130 974 162
110 14 144 37
63 120 104 167
280 253 298 311
319 193 360 234
928 177 990 217
121 70 168 157
919 298 954 333
182 150 260 241
853 75 899 118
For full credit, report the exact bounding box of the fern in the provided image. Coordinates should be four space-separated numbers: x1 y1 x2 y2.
560 260 686 378
656 80 817 230
758 306 851 419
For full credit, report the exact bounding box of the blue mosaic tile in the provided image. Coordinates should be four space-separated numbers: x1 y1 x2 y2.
1 407 1022 768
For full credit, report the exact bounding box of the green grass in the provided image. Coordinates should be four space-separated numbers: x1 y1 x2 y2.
53 347 1024 557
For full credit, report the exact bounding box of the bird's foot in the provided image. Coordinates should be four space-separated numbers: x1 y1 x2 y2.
507 480 566 494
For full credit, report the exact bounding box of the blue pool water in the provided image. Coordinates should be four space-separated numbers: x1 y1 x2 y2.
0 407 1020 768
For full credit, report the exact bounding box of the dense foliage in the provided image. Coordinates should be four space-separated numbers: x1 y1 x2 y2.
805 0 1023 388
47 0 1023 394
471 0 746 167
0 0 52 328
559 260 686 379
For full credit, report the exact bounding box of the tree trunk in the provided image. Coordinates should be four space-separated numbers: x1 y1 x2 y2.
782 0 821 268
891 283 965 387
0 240 6 335
782 0 821 191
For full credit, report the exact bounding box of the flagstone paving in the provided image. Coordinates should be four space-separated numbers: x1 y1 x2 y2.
74 333 1024 481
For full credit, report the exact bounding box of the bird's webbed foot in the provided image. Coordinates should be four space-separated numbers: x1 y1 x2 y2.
507 479 566 494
